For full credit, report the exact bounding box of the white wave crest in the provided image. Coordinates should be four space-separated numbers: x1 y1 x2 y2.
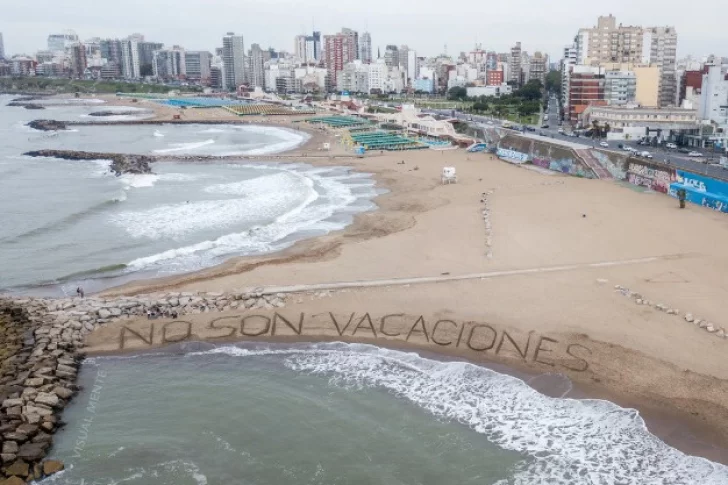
153 139 216 154
119 173 160 188
188 342 728 485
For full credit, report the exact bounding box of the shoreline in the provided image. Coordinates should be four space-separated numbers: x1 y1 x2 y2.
88 336 728 467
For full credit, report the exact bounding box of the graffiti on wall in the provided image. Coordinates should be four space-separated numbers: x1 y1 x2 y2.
532 156 591 178
626 162 676 193
497 147 529 164
669 170 728 213
591 151 626 180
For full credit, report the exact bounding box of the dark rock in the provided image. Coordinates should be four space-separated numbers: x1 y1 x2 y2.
0 475 26 485
22 149 154 176
26 119 67 131
88 110 138 117
16 442 48 462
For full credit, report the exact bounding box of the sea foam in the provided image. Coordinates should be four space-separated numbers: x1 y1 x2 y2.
190 342 728 485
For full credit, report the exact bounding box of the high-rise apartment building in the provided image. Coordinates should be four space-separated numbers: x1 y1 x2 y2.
323 32 357 87
509 42 522 86
294 32 321 64
248 43 265 88
153 46 185 81
360 32 372 64
407 50 419 85
0 33 5 60
528 52 547 85
398 45 409 81
99 39 123 78
699 64 728 125
184 51 212 84
121 39 140 79
341 28 359 61
574 15 678 107
604 70 637 105
47 32 78 53
384 45 399 68
69 42 87 78
222 32 245 90
138 42 164 73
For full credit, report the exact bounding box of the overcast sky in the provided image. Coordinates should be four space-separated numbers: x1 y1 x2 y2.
2 0 725 60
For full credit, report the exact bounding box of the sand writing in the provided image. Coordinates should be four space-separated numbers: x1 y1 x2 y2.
116 311 592 372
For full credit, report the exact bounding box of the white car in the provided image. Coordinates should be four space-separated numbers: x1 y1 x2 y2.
623 146 633 152
640 151 653 159
558 128 565 134
688 151 703 157
599 141 609 148
666 143 677 149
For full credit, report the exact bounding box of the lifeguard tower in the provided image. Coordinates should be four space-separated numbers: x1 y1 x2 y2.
442 167 457 184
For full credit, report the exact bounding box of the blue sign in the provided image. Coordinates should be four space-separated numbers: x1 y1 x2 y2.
669 170 728 213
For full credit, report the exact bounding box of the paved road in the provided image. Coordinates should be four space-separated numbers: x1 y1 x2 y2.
424 98 728 180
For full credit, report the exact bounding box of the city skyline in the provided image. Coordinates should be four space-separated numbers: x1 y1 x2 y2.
1 0 726 60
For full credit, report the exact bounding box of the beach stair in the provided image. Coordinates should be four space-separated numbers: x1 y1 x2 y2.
574 149 611 179
467 142 488 153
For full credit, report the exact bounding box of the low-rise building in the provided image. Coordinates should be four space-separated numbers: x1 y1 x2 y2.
582 105 698 140
466 85 512 98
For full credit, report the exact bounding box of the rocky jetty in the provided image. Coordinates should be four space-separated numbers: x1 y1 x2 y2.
7 103 45 110
87 111 139 117
26 120 66 131
0 289 289 483
22 150 153 176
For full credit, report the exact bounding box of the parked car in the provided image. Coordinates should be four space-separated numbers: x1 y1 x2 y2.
541 124 549 129
640 151 653 158
688 151 703 157
666 143 677 149
558 128 565 134
679 148 691 154
599 141 609 148
622 146 633 152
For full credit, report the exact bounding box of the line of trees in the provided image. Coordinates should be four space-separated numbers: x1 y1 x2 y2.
447 79 545 118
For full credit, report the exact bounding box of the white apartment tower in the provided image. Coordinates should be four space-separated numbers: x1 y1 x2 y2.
222 32 246 90
248 43 265 88
120 38 140 79
0 33 4 60
360 32 372 64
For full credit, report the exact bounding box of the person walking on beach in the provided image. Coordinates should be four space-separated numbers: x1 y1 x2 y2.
76 286 85 298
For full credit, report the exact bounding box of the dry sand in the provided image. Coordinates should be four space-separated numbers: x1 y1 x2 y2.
82 97 728 461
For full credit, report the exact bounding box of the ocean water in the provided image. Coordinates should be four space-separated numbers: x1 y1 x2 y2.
42 342 728 485
0 95 381 294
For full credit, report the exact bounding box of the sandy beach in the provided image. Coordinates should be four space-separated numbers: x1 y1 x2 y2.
20 94 728 464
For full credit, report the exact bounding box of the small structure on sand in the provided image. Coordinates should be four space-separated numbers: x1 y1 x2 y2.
442 167 457 184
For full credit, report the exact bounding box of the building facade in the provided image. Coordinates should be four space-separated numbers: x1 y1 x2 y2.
604 70 636 106
699 64 728 126
248 43 265 88
528 51 547 84
0 33 4 60
509 42 522 86
120 39 140 79
184 51 211 84
567 65 605 123
222 32 245 90
360 32 372 64
323 32 357 87
69 42 87 78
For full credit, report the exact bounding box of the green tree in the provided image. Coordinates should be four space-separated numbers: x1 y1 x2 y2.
448 86 467 101
514 79 543 101
544 70 562 95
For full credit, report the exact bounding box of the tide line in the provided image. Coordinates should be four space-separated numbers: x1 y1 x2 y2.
248 254 688 295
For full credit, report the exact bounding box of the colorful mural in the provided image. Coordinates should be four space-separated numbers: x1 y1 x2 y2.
669 170 728 213
626 162 676 194
532 156 592 178
496 147 529 164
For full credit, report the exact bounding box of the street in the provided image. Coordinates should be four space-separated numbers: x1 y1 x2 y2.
423 96 728 180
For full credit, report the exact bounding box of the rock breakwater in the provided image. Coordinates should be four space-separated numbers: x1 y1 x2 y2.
26 120 66 131
0 289 288 483
23 150 153 176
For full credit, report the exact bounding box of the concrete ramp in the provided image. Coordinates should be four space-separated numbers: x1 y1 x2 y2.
574 149 612 179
